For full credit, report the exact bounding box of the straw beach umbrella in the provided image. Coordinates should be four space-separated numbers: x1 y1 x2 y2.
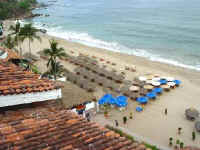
138 76 147 82
167 82 176 88
161 84 170 91
146 74 155 80
185 108 199 121
166 77 175 82
130 92 140 100
143 84 154 91
151 81 160 87
129 86 140 92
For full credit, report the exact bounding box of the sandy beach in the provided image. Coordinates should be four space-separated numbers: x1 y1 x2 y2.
3 20 200 148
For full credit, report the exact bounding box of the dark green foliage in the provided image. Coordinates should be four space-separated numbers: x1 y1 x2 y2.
144 143 159 150
0 0 37 20
192 131 196 141
43 40 67 80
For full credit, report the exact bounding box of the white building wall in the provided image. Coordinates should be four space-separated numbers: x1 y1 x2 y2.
0 89 62 107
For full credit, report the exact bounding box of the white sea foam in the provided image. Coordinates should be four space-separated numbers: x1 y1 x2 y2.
25 21 200 71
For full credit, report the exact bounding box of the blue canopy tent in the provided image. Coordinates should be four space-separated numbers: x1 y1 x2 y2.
116 95 128 102
136 97 149 104
108 96 117 105
152 87 163 94
98 94 113 105
146 92 157 99
173 80 181 86
160 79 167 85
116 95 128 107
116 100 128 107
136 106 143 112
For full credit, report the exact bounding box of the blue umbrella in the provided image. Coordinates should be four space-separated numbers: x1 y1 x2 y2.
146 92 157 99
136 97 149 104
160 79 167 85
116 95 128 102
136 106 143 112
116 100 128 107
152 87 163 94
98 94 112 105
108 96 117 105
173 80 181 86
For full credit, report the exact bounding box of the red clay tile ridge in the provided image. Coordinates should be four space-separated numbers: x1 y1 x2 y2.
0 110 138 150
0 48 62 108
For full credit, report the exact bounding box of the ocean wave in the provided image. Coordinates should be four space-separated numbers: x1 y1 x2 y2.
23 21 200 71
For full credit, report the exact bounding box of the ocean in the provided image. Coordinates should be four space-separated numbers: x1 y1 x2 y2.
25 0 200 71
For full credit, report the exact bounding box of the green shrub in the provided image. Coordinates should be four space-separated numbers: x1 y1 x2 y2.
0 0 37 20
144 143 159 150
18 0 30 10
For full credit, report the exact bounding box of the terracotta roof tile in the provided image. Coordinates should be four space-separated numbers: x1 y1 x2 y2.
0 103 140 150
0 62 60 96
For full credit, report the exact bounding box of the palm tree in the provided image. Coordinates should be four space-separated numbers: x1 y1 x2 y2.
2 35 16 50
20 23 41 57
43 39 67 80
9 20 22 55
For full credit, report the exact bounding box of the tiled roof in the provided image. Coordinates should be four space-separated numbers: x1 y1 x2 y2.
0 62 61 96
0 100 64 124
0 107 138 150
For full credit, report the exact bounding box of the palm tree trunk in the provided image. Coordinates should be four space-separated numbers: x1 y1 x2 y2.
54 58 57 80
29 38 31 57
19 42 22 56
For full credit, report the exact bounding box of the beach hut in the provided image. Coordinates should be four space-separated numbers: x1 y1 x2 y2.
185 108 199 121
136 97 149 104
195 119 200 132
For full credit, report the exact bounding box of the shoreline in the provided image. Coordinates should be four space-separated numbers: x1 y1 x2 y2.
3 20 200 148
28 19 200 72
42 33 200 84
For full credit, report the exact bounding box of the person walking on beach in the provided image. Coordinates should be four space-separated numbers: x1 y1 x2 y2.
123 116 127 124
178 127 182 134
165 108 168 115
115 120 119 127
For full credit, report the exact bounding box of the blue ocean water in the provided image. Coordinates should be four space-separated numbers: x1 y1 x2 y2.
27 0 200 70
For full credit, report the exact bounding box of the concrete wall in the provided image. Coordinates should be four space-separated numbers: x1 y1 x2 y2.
0 89 62 107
